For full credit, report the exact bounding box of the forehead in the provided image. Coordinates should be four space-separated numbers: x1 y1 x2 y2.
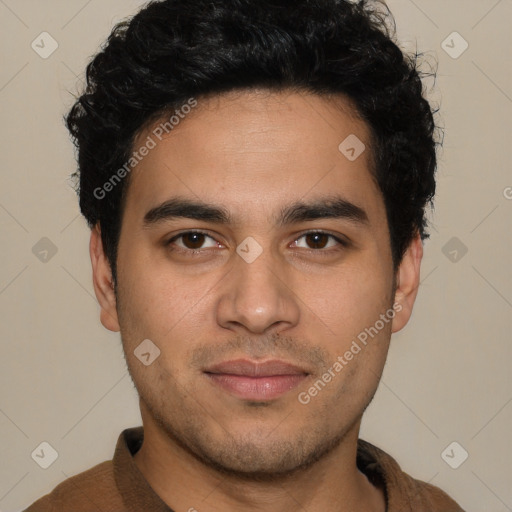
124 89 382 225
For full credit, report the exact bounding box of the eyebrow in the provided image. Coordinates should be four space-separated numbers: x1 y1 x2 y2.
143 195 369 227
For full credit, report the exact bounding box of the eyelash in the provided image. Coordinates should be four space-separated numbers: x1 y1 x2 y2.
165 230 349 256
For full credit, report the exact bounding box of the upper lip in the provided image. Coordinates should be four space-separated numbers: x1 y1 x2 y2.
204 359 309 377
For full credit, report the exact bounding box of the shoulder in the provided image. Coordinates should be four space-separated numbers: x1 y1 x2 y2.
357 439 465 512
23 460 122 512
389 470 465 512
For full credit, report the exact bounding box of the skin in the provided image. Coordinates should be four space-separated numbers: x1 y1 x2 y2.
90 88 423 512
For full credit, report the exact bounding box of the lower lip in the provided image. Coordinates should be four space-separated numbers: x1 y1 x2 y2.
205 373 307 401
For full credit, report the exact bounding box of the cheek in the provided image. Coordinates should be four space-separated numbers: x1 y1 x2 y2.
117 245 181 320
304 261 393 342
115 256 218 368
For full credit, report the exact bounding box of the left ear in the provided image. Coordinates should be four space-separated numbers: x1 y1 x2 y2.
391 232 423 333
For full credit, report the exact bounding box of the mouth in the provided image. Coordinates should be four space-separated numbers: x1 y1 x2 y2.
203 359 310 401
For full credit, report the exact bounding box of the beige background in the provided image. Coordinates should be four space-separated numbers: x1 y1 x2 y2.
0 1 511 510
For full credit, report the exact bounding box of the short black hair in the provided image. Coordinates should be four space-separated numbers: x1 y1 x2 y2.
66 0 440 285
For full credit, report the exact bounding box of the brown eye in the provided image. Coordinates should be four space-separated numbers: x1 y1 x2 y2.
293 231 345 251
180 232 206 249
304 233 330 249
167 231 219 252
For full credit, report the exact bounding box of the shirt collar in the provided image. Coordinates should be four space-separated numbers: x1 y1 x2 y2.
113 426 174 512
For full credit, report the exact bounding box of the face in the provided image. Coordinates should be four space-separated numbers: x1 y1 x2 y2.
91 88 421 477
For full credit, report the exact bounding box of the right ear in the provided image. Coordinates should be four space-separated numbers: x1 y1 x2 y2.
90 223 120 332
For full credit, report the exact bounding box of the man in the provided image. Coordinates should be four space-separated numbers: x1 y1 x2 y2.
25 0 465 510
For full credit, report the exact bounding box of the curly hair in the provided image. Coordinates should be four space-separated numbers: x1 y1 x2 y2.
66 0 440 284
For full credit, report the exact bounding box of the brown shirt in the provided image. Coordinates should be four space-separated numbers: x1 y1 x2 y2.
24 426 465 512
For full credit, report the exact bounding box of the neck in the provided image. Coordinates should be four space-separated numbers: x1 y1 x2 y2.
133 406 385 512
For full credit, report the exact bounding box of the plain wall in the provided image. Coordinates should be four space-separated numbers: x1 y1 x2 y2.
0 1 511 510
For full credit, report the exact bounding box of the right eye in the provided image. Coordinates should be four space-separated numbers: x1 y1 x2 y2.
165 230 222 254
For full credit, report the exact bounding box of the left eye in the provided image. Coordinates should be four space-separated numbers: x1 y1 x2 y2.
292 232 344 250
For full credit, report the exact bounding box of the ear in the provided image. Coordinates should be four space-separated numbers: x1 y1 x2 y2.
90 223 120 332
391 232 423 333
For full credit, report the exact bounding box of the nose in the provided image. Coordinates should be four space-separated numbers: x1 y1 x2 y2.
216 245 301 335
